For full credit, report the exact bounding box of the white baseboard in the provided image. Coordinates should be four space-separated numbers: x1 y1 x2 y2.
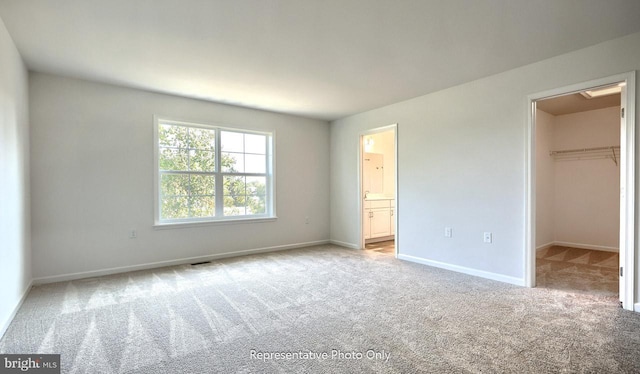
552 241 619 253
398 254 525 286
329 239 360 249
536 242 554 251
634 303 640 313
33 240 330 285
0 279 33 340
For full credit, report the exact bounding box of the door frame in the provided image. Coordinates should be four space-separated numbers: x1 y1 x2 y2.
358 124 398 256
525 71 636 311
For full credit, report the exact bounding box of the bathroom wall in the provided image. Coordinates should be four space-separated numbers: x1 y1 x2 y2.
366 130 395 196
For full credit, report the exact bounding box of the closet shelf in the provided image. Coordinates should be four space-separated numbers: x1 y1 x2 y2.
549 145 620 165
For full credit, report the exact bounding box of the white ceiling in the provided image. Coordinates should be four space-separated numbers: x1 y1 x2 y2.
537 93 621 116
1 0 640 121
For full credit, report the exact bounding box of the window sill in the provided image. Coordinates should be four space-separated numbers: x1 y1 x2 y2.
153 216 277 230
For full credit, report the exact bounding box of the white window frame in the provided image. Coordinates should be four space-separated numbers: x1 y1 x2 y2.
153 116 276 227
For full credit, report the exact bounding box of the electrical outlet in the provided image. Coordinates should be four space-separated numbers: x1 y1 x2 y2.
444 227 452 238
129 230 137 239
483 232 492 243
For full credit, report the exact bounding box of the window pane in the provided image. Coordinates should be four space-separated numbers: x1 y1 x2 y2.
157 120 273 223
223 176 245 197
161 196 189 219
189 149 215 171
245 154 266 174
246 176 266 195
189 127 215 150
223 194 246 216
159 147 188 171
223 205 246 216
190 175 215 196
247 195 266 215
189 196 215 218
224 175 246 216
221 131 244 152
245 134 266 154
159 124 189 148
160 174 189 197
221 152 244 173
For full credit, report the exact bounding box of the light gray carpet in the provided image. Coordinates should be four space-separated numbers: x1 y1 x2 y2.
1 244 639 373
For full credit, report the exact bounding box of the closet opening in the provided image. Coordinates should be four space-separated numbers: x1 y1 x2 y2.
536 85 621 298
359 125 398 256
526 72 636 311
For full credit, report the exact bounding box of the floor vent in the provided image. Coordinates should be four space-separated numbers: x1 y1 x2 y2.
191 261 211 266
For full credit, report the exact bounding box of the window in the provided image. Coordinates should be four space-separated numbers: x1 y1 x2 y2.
154 118 274 225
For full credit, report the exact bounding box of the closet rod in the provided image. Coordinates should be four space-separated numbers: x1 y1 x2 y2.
549 145 619 156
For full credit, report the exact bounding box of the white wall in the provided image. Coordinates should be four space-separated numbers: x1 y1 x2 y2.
368 130 395 196
0 17 30 336
552 107 620 250
535 109 555 248
330 31 640 292
30 73 330 280
536 107 620 251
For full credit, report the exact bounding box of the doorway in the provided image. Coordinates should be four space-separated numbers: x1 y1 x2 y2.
359 125 398 256
526 72 636 311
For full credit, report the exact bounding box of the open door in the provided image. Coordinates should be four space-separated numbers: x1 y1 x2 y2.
618 81 635 309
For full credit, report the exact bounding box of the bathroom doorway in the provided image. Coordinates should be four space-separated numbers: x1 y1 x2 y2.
359 125 398 256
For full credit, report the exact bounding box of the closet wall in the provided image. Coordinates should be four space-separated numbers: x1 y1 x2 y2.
535 110 556 248
536 106 620 251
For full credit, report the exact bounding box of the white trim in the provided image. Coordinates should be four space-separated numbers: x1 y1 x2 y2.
330 240 360 249
551 241 619 253
536 242 554 251
525 72 636 311
393 125 399 258
153 115 276 225
398 254 525 286
634 303 640 313
619 75 636 312
0 280 33 340
32 240 329 285
525 97 536 288
153 115 160 224
154 216 277 229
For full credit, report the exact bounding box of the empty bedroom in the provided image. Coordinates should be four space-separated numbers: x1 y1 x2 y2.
2 1 640 373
